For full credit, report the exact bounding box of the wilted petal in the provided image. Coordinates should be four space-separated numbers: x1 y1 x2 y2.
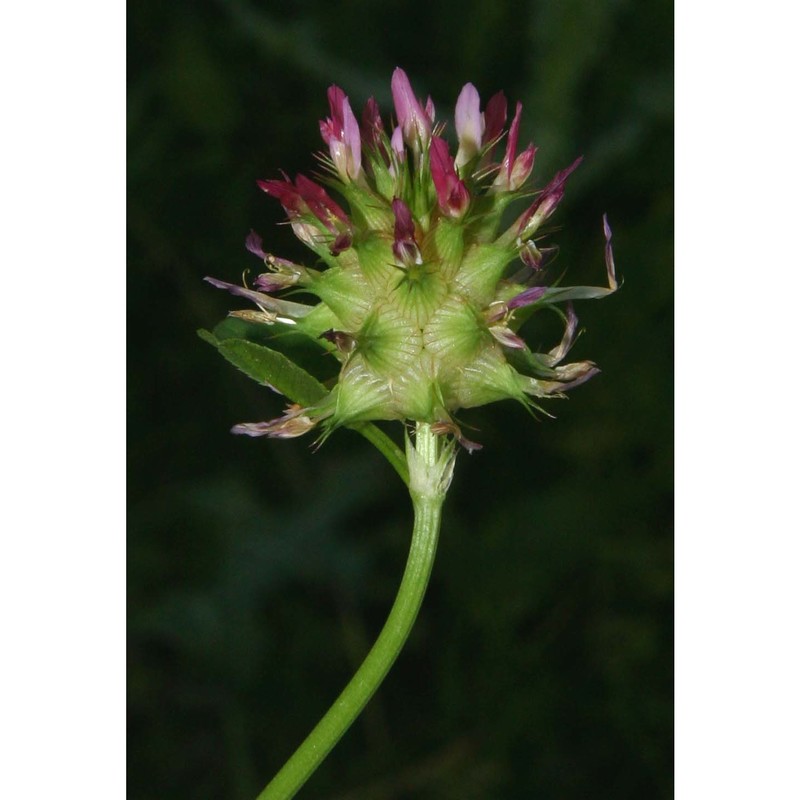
519 241 543 270
456 433 483 454
516 156 584 237
245 229 267 260
483 301 509 325
228 309 278 325
489 325 526 349
252 255 307 292
535 361 599 395
231 405 317 439
204 276 277 306
205 276 314 319
546 303 579 365
603 214 619 291
267 254 304 271
430 420 483 453
291 221 324 249
319 329 357 354
552 361 600 392
455 82 484 168
230 421 282 437
507 285 548 310
330 231 353 255
252 273 296 293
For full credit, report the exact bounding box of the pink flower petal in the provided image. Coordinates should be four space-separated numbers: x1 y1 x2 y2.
455 82 484 167
391 67 431 149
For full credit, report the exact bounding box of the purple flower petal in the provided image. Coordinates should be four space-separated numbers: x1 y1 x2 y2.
425 95 436 123
516 156 584 236
507 286 548 310
391 197 421 266
390 125 405 163
320 85 362 181
245 229 267 260
430 137 469 218
489 325 526 349
509 144 536 191
494 102 522 189
360 97 387 157
455 82 484 166
554 362 600 392
391 67 431 150
231 406 317 439
204 276 275 306
204 276 314 319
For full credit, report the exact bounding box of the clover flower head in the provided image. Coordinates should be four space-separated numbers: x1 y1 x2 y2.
206 68 618 449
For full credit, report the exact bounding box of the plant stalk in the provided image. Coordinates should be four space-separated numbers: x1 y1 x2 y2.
257 422 450 800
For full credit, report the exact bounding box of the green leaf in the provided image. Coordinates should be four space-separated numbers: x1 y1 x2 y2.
198 330 326 406
212 315 299 345
199 330 409 486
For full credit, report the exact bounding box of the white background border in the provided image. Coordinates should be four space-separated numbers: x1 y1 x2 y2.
1 1 798 797
675 0 799 796
1 2 125 796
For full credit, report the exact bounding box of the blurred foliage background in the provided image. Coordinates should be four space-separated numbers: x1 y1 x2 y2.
128 1 672 797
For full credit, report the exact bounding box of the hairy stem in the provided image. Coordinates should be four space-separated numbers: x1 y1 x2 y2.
257 422 451 800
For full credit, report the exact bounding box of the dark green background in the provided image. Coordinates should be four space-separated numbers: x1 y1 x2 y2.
128 1 673 797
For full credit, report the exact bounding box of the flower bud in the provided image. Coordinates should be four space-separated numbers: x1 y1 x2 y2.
430 137 469 218
454 82 484 168
320 85 362 182
391 198 422 267
391 67 432 152
482 91 507 149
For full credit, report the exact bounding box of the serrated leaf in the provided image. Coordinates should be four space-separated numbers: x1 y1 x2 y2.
213 315 299 345
198 330 326 406
198 330 409 485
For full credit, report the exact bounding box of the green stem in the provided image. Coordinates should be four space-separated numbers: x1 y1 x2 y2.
257 422 451 800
